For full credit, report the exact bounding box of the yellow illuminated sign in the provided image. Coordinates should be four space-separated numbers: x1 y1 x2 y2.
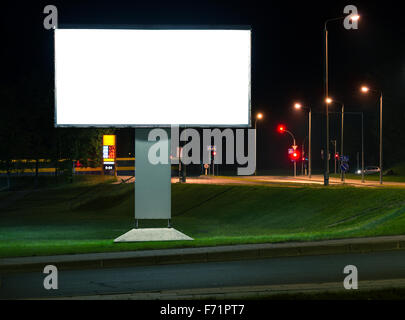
103 135 116 146
103 135 116 164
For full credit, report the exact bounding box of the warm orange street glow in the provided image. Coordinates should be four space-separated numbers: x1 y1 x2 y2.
325 97 333 104
257 113 263 120
294 103 302 109
351 15 360 21
361 86 370 93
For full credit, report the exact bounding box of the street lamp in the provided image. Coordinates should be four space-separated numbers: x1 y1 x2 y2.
293 102 312 179
324 14 360 186
277 124 297 177
254 113 263 176
326 98 346 182
361 85 383 184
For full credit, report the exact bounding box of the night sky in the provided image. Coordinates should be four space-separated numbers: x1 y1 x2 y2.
1 0 404 172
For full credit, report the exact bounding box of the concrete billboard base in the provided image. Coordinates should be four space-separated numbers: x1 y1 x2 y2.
114 228 193 242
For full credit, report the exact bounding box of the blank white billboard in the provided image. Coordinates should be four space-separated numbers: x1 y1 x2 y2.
54 28 251 127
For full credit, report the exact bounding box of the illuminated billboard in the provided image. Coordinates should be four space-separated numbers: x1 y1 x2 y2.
54 28 251 127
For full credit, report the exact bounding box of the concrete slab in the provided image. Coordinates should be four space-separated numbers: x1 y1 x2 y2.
114 228 193 242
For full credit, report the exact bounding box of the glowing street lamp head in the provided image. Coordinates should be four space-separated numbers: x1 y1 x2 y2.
257 113 263 120
325 97 333 104
294 103 302 110
277 124 286 133
350 14 360 21
361 86 370 93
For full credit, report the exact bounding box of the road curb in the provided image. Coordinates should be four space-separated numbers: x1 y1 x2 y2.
1 236 405 273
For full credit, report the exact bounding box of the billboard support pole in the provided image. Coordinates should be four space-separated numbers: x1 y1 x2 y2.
114 128 192 242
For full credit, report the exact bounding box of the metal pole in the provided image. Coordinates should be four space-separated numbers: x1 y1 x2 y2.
380 93 383 184
179 147 182 183
309 108 312 179
254 119 257 176
324 26 329 186
294 138 296 177
361 112 365 183
212 151 215 176
341 104 344 182
301 143 304 175
333 140 337 174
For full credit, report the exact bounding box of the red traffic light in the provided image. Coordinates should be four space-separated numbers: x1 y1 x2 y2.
277 125 286 133
335 153 339 159
289 150 300 161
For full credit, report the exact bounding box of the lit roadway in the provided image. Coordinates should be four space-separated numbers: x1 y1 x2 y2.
175 175 405 188
2 250 405 299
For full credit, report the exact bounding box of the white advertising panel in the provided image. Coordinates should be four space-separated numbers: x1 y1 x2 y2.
55 28 251 127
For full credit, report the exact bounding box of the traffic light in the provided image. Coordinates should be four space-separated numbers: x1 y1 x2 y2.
289 150 300 161
335 153 339 159
277 124 286 133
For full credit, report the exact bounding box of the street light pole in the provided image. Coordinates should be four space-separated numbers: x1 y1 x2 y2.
254 118 257 176
308 108 312 179
324 23 330 186
361 86 383 184
254 113 263 176
323 14 359 186
294 103 312 179
379 93 383 184
361 112 365 183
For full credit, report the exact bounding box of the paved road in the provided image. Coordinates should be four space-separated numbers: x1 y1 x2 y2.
2 250 405 299
109 175 405 188
179 175 405 188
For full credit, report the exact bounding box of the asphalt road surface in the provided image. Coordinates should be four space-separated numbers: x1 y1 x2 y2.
1 250 405 299
180 175 405 187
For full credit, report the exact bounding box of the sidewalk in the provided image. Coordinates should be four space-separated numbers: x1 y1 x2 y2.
2 235 405 274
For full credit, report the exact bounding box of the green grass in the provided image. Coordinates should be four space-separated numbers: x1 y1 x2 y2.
1 177 405 258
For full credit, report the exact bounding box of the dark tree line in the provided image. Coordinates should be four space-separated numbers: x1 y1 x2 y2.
0 75 113 181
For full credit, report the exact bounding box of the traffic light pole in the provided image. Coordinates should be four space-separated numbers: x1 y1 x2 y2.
294 139 297 178
380 93 383 184
293 137 297 177
331 140 337 174
301 143 304 175
341 103 345 182
283 129 297 177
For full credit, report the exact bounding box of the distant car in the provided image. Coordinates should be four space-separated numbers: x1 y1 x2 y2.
355 166 380 175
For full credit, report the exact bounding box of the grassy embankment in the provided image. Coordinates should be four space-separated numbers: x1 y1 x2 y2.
1 175 405 258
